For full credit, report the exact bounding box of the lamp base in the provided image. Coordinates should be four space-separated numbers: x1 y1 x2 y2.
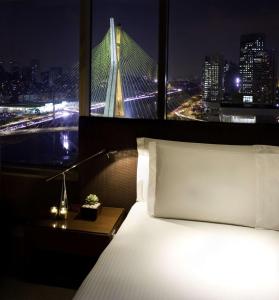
80 204 102 221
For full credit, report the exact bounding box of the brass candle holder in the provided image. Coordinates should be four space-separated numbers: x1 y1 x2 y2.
50 206 58 219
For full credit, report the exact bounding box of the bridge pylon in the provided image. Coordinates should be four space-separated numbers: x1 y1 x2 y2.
104 18 125 117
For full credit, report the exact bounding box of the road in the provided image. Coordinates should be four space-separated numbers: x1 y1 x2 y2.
0 88 184 136
168 94 206 121
0 110 78 136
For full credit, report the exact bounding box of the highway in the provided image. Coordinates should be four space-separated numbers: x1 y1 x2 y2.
0 110 78 136
168 94 206 121
0 88 184 136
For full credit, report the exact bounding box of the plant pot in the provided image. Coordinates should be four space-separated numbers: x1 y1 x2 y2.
80 203 102 221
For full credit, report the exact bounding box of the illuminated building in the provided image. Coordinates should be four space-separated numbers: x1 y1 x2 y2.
239 34 276 105
202 54 224 103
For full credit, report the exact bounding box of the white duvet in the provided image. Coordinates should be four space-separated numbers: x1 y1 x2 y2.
74 202 279 300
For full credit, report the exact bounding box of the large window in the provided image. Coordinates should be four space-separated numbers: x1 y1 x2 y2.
90 0 159 119
2 0 279 167
167 0 279 124
0 0 79 166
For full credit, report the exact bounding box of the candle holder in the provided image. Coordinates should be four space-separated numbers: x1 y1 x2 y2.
58 172 68 219
61 224 67 230
50 206 58 219
52 222 58 228
59 206 68 220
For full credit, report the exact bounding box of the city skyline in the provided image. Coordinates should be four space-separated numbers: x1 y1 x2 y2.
168 0 279 79
1 30 278 108
2 30 278 80
2 0 279 79
0 0 79 71
202 33 278 105
1 3 279 125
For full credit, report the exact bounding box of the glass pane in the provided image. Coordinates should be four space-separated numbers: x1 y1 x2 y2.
0 0 79 166
168 1 279 124
91 0 158 119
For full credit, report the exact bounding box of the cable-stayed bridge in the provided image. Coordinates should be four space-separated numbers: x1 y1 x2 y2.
1 18 186 136
91 18 158 119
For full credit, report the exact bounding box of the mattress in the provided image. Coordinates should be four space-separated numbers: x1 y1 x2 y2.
74 202 279 300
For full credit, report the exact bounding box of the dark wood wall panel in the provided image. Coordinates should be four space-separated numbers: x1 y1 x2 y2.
79 117 279 211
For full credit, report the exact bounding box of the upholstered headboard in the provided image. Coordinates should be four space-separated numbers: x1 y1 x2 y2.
78 116 279 211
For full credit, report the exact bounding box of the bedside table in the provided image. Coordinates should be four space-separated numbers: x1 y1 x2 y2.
24 207 125 288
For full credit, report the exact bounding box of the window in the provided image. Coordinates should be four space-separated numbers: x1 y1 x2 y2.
0 0 79 166
167 0 279 124
90 0 159 119
2 0 279 168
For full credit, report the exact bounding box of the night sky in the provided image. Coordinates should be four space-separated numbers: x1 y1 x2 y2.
0 0 79 71
169 0 279 79
1 0 279 79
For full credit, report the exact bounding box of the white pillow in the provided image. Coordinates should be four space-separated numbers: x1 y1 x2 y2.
137 137 256 202
138 138 279 230
255 146 279 230
255 144 279 154
147 139 258 227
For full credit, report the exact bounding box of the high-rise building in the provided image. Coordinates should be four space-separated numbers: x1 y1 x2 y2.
30 59 40 83
239 34 277 105
202 54 224 103
254 49 276 104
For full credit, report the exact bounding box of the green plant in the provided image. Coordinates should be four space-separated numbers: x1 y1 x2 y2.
85 194 99 205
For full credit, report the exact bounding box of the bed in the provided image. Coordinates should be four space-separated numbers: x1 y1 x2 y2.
74 137 279 300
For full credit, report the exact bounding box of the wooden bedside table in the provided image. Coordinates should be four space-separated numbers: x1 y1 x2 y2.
24 207 125 287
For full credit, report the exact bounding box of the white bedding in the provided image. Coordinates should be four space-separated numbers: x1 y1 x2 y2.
74 202 279 300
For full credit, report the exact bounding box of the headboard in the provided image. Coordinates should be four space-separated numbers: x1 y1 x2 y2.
79 116 279 211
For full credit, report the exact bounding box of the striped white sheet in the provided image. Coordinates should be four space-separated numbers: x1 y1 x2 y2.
74 202 279 300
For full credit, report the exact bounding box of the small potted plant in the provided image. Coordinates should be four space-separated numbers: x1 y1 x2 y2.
80 194 102 220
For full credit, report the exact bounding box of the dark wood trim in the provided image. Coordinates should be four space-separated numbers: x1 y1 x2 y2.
79 0 92 116
79 116 279 151
157 0 169 120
